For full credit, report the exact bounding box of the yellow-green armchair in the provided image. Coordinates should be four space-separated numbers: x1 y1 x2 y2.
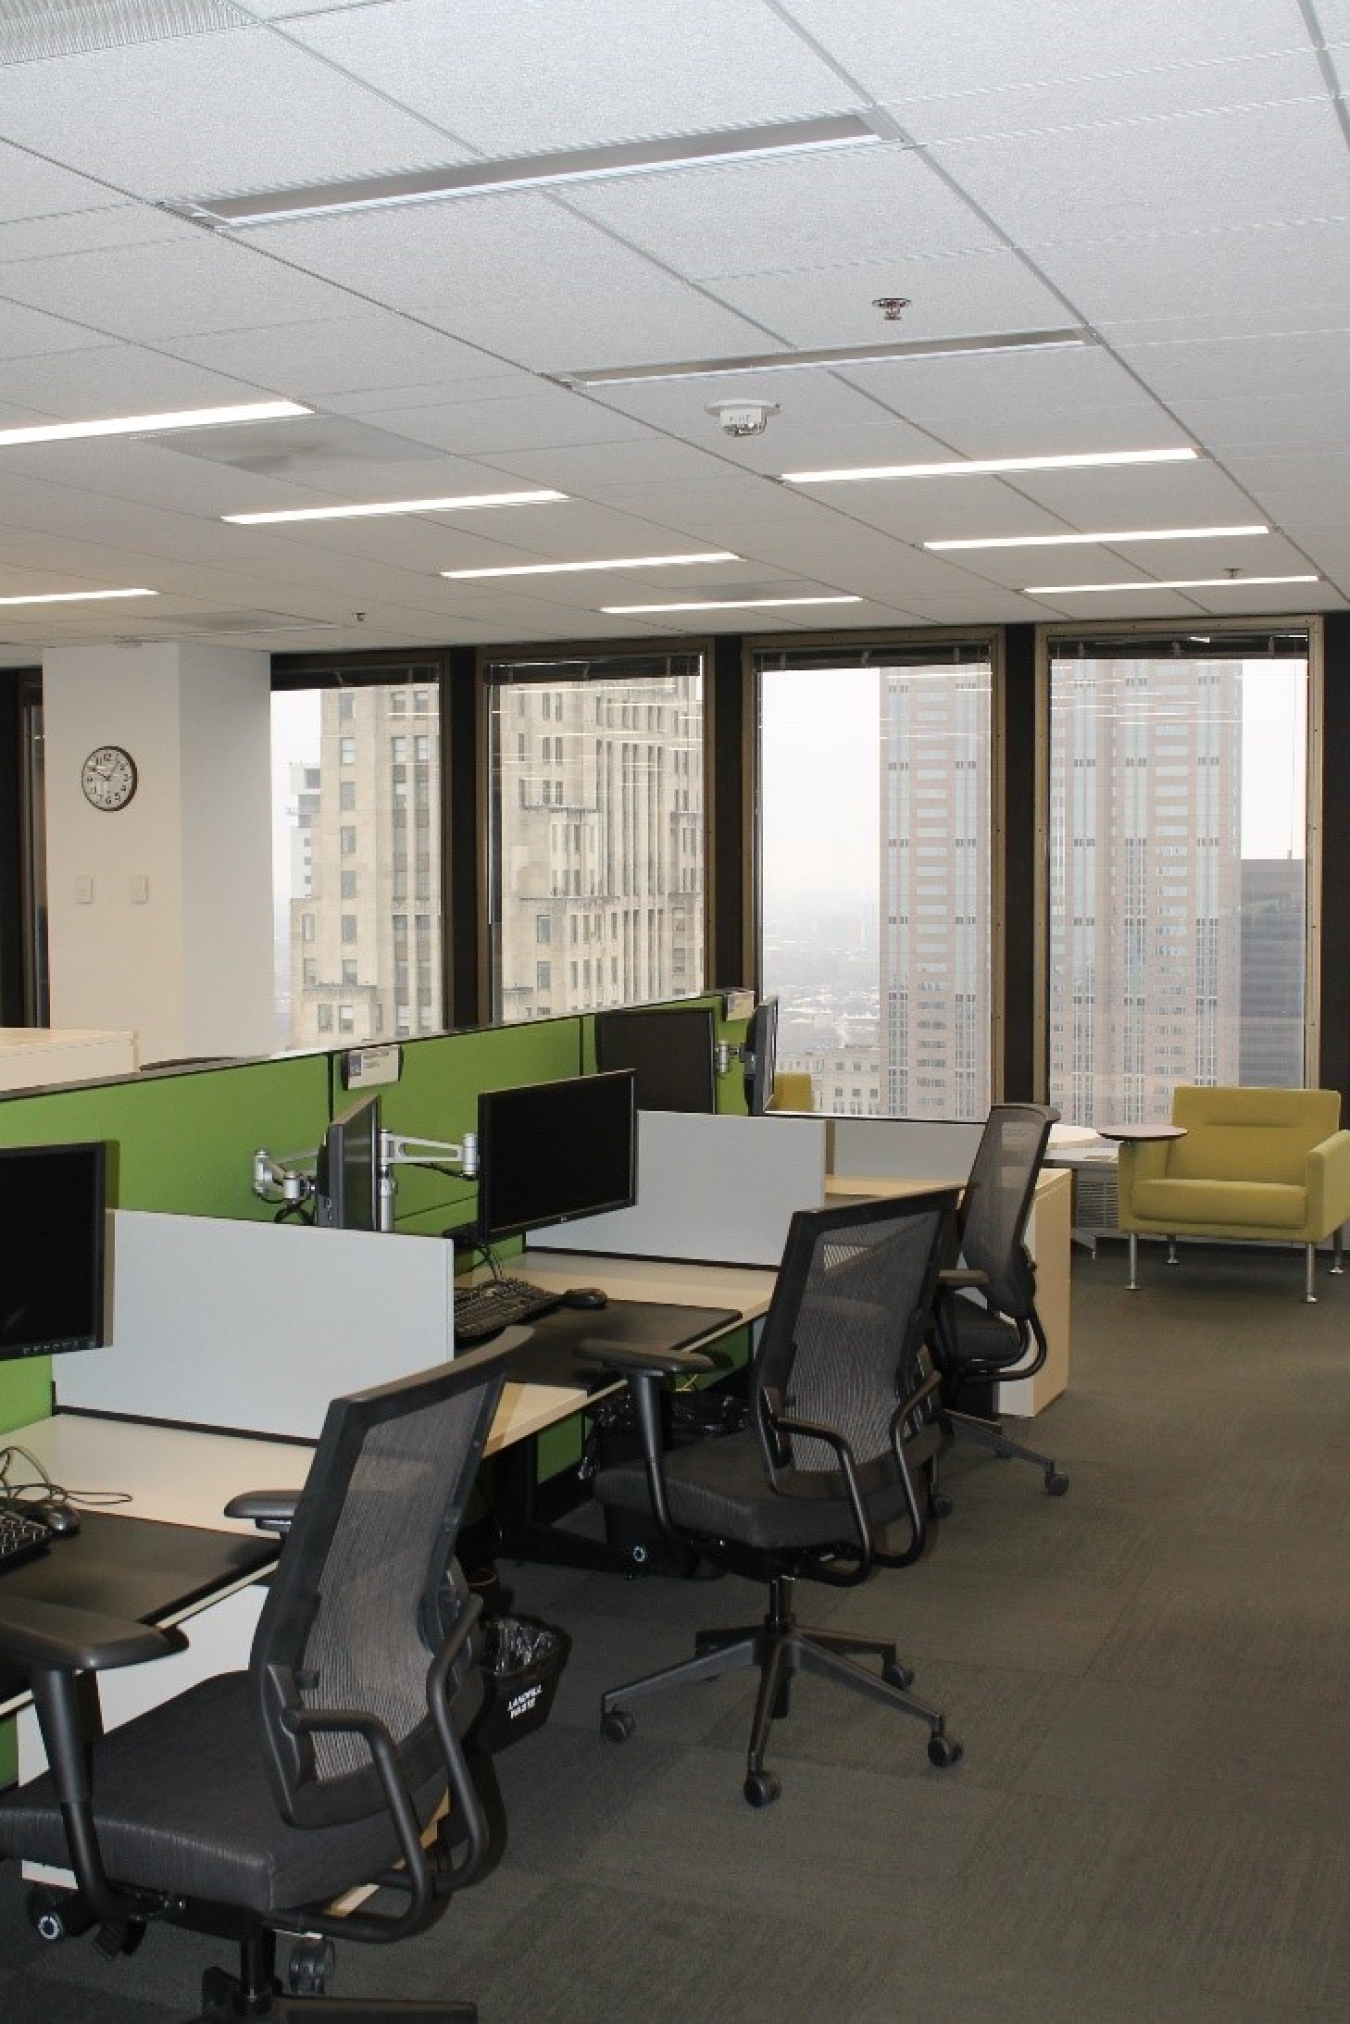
1117 1086 1350 1301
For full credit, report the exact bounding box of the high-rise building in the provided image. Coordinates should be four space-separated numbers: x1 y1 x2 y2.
490 670 704 1021
879 667 992 1120
1049 661 1243 1124
1240 858 1306 1087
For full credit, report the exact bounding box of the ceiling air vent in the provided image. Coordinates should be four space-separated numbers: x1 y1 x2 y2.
0 0 248 62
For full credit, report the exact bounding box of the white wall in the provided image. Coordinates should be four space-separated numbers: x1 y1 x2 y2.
43 642 274 1064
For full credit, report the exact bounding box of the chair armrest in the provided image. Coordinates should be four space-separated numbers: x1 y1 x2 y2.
1306 1129 1350 1236
224 1489 302 1535
573 1342 714 1379
0 1596 186 1674
771 1410 873 1580
937 1267 989 1291
1116 1138 1169 1220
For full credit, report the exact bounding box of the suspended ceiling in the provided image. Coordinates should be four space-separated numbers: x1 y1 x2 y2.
0 0 1346 663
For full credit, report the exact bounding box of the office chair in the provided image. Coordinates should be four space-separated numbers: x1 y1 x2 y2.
0 1346 513 2022
928 1103 1069 1502
589 1189 964 1807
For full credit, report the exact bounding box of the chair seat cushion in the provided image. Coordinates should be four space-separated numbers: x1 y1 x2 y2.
1132 1176 1307 1231
936 1297 1027 1376
0 1672 444 1915
593 1425 912 1553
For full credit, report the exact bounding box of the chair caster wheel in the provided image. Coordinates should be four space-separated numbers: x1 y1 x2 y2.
927 1729 963 1769
882 1660 915 1691
1045 1470 1070 1496
601 1708 635 1744
25 1886 89 1944
743 1768 781 1807
288 1936 336 1997
929 1491 954 1520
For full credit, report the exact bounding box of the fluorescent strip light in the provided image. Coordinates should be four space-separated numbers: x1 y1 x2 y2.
184 115 880 226
783 447 1198 485
0 400 311 449
1027 574 1319 594
224 489 568 526
0 587 157 606
441 549 737 580
602 595 863 614
562 328 1091 389
927 523 1268 552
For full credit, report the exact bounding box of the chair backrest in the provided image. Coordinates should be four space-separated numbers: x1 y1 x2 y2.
955 1104 1057 1317
248 1345 510 1831
1170 1085 1340 1183
753 1189 957 1481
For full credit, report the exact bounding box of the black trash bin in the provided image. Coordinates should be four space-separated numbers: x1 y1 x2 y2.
471 1615 571 1753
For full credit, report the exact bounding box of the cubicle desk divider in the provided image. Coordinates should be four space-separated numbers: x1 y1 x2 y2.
528 1109 829 1268
59 1211 457 1440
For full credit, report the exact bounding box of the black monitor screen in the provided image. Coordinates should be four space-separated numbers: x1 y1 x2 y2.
316 1093 381 1231
593 1006 717 1113
744 997 780 1116
477 1070 637 1242
0 1140 108 1360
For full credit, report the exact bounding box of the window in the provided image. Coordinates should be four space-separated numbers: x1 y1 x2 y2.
342 959 358 985
272 673 443 1047
1047 628 1312 1124
317 1004 333 1031
485 651 706 1020
757 641 994 1120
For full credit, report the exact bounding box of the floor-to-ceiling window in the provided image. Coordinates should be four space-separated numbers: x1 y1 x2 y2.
1046 626 1314 1126
756 639 996 1120
271 669 444 1049
484 651 706 1023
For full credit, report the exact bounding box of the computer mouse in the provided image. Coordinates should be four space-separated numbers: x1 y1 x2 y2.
32 1502 81 1537
560 1286 609 1310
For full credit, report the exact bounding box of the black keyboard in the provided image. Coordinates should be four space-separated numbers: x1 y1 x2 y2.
454 1276 562 1344
0 1503 53 1572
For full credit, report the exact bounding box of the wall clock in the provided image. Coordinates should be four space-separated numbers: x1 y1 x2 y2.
81 744 138 811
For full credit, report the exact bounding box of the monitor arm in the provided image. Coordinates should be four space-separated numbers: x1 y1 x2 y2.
377 1130 478 1232
251 1148 317 1208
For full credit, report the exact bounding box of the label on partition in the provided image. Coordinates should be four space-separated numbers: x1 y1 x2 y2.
343 1044 403 1089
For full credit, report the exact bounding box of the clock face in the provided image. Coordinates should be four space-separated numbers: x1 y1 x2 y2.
82 745 138 811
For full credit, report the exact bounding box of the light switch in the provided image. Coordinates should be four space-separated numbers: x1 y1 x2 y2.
130 874 149 904
75 875 94 904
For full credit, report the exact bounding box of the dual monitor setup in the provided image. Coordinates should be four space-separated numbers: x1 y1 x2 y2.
314 995 778 1241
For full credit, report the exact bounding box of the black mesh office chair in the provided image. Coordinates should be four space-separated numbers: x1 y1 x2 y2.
0 1346 512 2023
928 1103 1069 1502
590 1189 963 1808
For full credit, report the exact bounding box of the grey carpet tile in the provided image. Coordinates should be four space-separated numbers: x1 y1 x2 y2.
569 1744 1002 1917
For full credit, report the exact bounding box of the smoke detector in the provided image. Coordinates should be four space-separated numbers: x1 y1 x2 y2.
706 400 780 438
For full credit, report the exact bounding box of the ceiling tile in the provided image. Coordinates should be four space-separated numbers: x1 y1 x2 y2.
0 29 461 199
285 0 860 154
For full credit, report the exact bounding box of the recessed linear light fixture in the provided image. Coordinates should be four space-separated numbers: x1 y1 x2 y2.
560 328 1090 389
179 115 883 227
0 587 157 606
223 489 568 526
1027 574 1319 595
0 400 311 450
601 595 862 614
926 523 1268 552
441 549 738 580
783 447 1199 485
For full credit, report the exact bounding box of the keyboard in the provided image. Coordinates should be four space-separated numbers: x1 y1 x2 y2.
454 1276 562 1344
0 1502 53 1572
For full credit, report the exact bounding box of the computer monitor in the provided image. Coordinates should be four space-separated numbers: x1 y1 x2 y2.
593 1005 717 1113
0 1140 109 1360
476 1069 637 1243
744 997 780 1116
315 1092 382 1231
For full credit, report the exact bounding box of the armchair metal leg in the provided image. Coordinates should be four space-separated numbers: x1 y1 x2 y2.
1165 1236 1179 1266
1332 1228 1344 1276
1305 1242 1317 1303
1128 1231 1139 1290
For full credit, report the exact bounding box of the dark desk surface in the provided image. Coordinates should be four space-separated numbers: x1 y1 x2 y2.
0 1508 277 1708
500 1298 743 1393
